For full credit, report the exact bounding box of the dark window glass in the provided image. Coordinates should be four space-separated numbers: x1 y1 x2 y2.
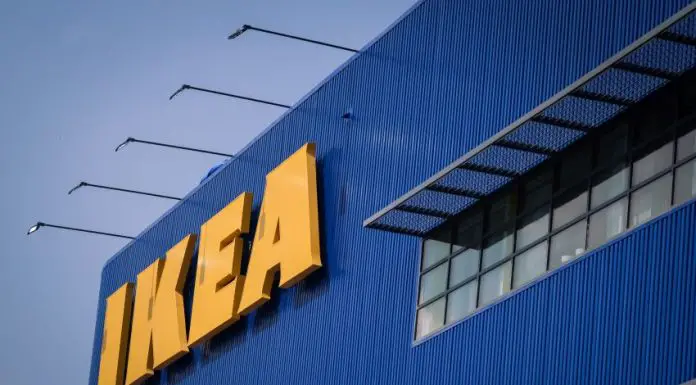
549 220 587 269
482 230 514 269
452 212 482 252
677 129 696 162
632 142 673 187
520 167 553 214
486 192 517 234
446 281 477 324
419 263 448 304
629 174 673 228
591 165 628 209
516 207 549 250
416 298 445 339
674 159 696 206
512 241 548 288
553 188 588 230
449 249 480 288
596 123 628 166
558 142 592 189
588 198 628 249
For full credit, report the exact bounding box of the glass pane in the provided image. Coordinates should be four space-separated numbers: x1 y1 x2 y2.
416 298 445 339
419 263 448 304
630 174 673 228
675 159 696 206
513 242 548 288
446 280 478 324
479 262 512 306
677 129 696 161
588 198 628 249
553 190 588 230
482 230 513 269
632 142 673 186
591 166 628 209
486 192 517 233
453 215 482 252
597 123 628 165
520 167 553 214
559 143 591 188
516 208 549 250
549 220 587 270
449 249 480 288
422 239 450 270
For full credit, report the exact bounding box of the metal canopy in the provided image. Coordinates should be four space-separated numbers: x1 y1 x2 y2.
364 2 696 236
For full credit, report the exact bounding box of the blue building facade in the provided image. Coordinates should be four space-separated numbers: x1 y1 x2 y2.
89 1 696 384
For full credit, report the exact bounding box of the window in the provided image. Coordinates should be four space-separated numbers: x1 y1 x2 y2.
516 208 549 250
422 238 450 270
675 159 696 206
632 142 673 186
415 85 696 341
479 262 512 306
549 220 587 269
449 248 479 288
482 230 513 269
419 263 447 304
446 281 477 323
677 130 696 161
591 166 628 209
513 242 548 288
553 189 588 230
416 298 445 339
588 198 628 249
630 174 672 228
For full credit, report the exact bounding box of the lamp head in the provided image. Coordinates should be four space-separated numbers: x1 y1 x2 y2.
115 137 134 152
68 182 87 195
27 222 44 235
227 24 251 40
169 84 190 100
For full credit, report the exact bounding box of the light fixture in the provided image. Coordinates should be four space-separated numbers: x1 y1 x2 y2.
68 181 181 201
27 222 44 235
114 137 134 152
113 137 233 157
227 24 359 53
168 84 291 108
26 222 134 240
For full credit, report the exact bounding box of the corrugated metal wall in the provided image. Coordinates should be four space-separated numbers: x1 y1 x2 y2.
89 1 696 384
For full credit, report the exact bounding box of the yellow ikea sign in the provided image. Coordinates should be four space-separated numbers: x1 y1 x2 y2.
98 144 322 385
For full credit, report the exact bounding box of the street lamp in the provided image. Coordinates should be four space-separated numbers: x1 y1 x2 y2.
26 222 135 240
168 84 291 108
68 182 181 201
227 24 359 53
114 137 233 157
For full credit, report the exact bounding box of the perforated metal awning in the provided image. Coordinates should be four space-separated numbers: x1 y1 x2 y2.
363 2 696 236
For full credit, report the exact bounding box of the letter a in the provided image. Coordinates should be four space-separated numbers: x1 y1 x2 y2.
238 143 322 315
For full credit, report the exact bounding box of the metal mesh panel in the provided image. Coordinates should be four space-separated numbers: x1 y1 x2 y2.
433 168 511 195
622 38 696 74
580 68 667 102
400 189 477 215
372 209 444 234
539 96 625 127
468 145 548 174
501 121 586 151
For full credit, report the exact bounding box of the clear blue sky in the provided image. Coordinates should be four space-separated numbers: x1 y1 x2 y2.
0 1 416 383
